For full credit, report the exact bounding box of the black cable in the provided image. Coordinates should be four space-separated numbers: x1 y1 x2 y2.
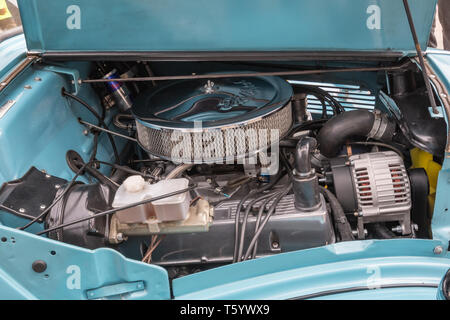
251 194 277 259
318 95 328 119
96 160 157 180
232 170 286 262
18 161 92 231
323 91 345 114
89 132 99 163
88 89 105 163
285 119 327 138
247 151 292 258
232 183 254 263
319 186 354 242
242 184 292 261
233 153 292 262
237 191 280 262
292 84 345 116
62 89 120 163
280 150 294 179
36 183 197 236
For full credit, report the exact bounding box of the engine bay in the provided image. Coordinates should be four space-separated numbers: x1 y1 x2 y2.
0 58 446 279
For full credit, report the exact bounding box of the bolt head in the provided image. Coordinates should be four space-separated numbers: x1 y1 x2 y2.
434 246 444 255
19 208 26 213
32 260 47 273
40 204 46 210
116 233 124 242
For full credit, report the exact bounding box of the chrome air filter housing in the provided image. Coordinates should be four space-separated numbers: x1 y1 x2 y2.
132 75 293 163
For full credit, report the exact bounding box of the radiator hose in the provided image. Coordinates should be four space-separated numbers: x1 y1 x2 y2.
317 110 396 158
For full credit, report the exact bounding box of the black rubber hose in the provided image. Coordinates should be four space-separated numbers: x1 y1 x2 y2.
83 165 119 191
62 89 120 163
317 110 394 158
319 186 354 242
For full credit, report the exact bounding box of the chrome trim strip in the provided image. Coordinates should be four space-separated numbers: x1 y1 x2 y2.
0 55 38 93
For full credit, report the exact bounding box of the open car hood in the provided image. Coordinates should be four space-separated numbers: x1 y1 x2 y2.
17 0 437 60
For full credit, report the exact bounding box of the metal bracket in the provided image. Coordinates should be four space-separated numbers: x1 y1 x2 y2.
42 65 81 95
86 281 145 299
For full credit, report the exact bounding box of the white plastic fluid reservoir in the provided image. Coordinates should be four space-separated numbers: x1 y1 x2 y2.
112 175 155 224
148 178 191 222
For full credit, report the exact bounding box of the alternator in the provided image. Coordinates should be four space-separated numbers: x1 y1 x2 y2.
330 151 412 236
350 151 411 217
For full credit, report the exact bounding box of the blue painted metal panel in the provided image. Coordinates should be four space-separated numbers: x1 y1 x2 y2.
17 0 436 55
0 49 171 300
0 57 125 230
0 62 118 185
0 224 171 300
426 50 450 250
0 34 26 81
172 240 450 299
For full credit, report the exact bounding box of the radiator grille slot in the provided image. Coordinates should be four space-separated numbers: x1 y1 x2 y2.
289 80 376 115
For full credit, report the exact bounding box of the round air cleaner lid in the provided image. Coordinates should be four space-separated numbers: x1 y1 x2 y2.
132 75 293 129
132 75 293 163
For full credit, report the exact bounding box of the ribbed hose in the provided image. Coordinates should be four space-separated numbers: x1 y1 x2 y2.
317 110 395 158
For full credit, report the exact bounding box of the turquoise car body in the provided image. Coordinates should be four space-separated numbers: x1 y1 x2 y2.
0 0 449 299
